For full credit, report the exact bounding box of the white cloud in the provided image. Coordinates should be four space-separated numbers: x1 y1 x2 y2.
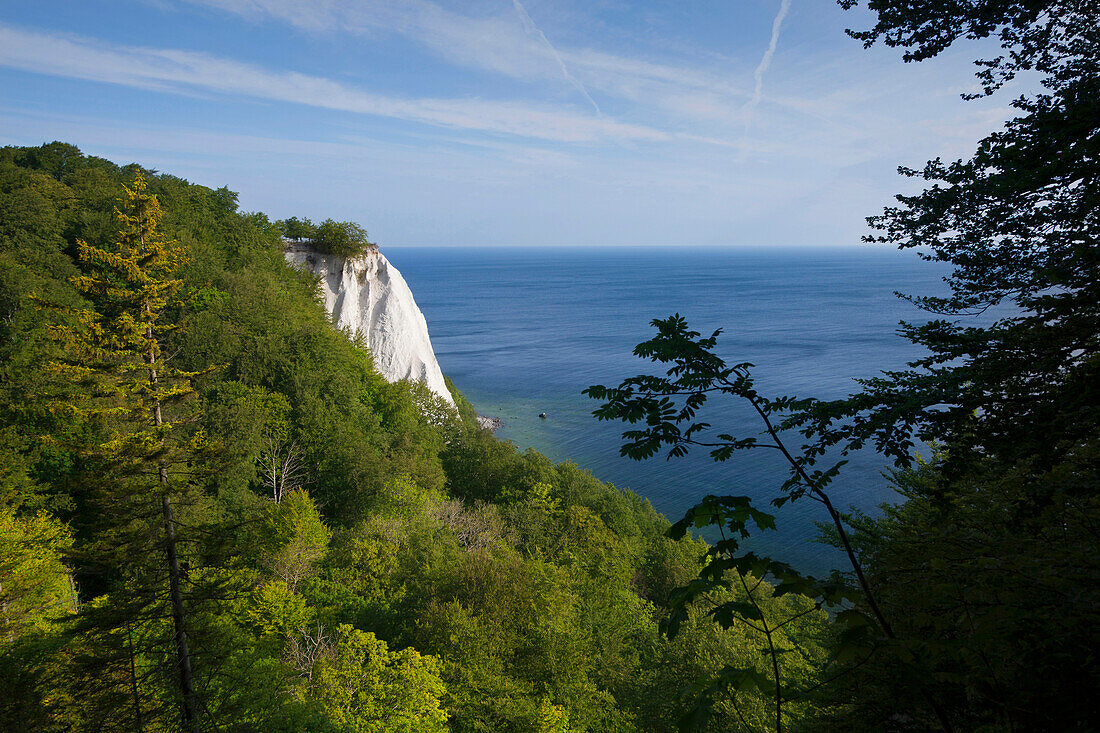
0 24 668 144
158 0 1014 168
189 0 344 32
179 0 749 123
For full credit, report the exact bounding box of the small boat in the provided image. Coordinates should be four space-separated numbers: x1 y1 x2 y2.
538 412 547 419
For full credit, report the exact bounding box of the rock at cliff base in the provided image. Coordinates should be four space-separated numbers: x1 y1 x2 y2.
476 415 503 432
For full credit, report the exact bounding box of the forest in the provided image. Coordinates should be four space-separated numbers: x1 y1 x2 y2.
0 0 1096 731
0 143 835 731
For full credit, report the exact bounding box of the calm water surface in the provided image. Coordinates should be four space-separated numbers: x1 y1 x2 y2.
388 246 950 575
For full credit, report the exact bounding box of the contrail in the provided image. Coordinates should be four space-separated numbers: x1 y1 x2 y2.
741 0 791 129
511 0 601 115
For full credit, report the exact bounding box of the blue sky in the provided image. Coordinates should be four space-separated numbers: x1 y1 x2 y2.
1 0 1019 246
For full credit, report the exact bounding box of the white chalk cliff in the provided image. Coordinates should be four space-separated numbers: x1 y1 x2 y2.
285 243 455 407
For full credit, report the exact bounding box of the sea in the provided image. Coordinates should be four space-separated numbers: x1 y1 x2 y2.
389 246 953 576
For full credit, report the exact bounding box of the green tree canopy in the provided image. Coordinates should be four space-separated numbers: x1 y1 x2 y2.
0 506 74 642
817 0 1100 475
312 219 374 259
279 216 316 242
308 624 449 733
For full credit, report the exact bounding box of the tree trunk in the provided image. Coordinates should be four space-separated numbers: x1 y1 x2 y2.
147 312 200 732
126 621 145 733
162 492 199 731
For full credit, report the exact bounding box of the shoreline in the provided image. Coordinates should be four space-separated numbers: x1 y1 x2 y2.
476 414 503 432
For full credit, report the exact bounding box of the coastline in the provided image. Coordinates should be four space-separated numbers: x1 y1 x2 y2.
476 414 504 432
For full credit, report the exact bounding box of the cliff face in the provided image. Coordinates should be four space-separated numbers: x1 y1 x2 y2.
285 244 455 407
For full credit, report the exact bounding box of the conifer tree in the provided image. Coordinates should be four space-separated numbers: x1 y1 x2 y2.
40 174 209 731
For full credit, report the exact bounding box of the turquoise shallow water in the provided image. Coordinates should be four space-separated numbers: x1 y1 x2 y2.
388 246 950 576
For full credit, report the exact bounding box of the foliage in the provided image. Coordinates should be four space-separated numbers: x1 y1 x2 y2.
818 3 1098 726
309 624 448 733
278 216 374 258
258 488 331 592
813 0 1100 477
0 143 837 730
279 216 316 242
588 1 1099 730
312 219 374 259
818 447 1100 730
0 505 74 642
586 317 879 731
31 172 223 731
